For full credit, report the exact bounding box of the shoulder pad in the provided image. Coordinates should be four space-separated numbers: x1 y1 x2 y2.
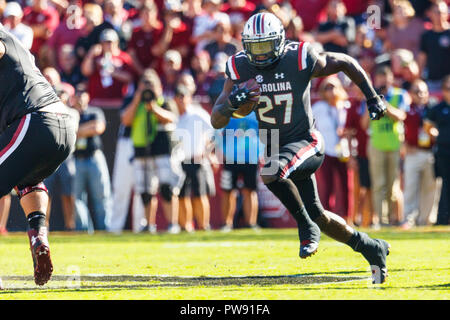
225 51 247 81
283 41 312 72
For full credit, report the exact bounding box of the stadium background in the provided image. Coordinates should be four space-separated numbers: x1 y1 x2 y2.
1 0 449 232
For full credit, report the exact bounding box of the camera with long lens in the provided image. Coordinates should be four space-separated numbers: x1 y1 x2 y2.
141 79 155 103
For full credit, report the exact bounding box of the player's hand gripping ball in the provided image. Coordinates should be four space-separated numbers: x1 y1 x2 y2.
228 78 261 118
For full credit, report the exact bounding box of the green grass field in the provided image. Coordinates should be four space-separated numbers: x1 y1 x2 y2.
0 227 449 299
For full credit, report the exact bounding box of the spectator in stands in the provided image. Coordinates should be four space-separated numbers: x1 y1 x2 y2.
161 49 183 99
424 75 450 226
391 49 420 90
217 112 260 232
75 3 104 62
385 0 424 57
189 50 215 108
253 0 290 27
361 66 409 227
316 0 355 54
221 0 255 37
22 0 60 67
81 28 135 108
108 94 146 234
192 0 229 51
184 0 203 19
59 44 87 87
285 15 315 44
204 19 238 60
418 1 450 92
72 84 112 233
341 0 369 25
401 79 436 229
121 69 182 234
174 84 216 232
344 82 374 227
313 76 350 219
291 0 329 32
207 52 227 104
127 1 165 74
46 1 85 69
2 1 33 50
83 0 132 52
160 0 193 67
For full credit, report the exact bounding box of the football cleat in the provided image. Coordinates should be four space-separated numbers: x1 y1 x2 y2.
299 240 319 259
299 222 321 259
361 239 390 284
27 227 53 286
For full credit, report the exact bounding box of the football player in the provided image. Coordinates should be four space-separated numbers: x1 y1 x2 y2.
0 24 77 286
211 13 390 283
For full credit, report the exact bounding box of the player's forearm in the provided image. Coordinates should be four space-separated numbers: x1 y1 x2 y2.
337 54 377 99
315 52 378 100
211 101 233 129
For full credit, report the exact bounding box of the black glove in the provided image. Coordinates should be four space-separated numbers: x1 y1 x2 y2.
228 79 260 108
367 95 387 120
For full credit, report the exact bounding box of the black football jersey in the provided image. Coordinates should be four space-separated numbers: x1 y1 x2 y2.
225 41 319 146
0 24 60 133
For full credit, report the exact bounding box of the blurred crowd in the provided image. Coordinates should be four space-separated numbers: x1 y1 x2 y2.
0 0 449 234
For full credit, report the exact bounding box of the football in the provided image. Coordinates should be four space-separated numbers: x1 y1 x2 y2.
231 78 260 118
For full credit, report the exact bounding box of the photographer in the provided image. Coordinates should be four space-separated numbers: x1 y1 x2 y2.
121 69 182 234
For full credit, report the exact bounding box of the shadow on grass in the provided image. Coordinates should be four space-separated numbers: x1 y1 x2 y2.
0 274 367 293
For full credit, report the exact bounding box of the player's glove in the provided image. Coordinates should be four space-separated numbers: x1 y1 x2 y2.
367 95 387 120
228 79 260 109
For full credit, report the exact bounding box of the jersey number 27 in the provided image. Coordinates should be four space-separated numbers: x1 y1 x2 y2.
258 93 293 125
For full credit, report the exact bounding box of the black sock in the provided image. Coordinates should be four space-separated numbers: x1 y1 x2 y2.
266 178 316 229
27 211 46 230
347 230 374 252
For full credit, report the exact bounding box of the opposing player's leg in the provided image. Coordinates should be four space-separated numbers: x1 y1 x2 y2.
291 173 390 283
17 186 53 286
0 111 76 286
261 134 323 258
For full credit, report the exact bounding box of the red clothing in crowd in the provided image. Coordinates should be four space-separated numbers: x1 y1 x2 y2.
87 51 135 106
22 6 60 56
221 1 256 26
290 0 329 31
342 0 369 16
128 23 164 69
167 18 194 68
345 99 368 158
404 104 433 149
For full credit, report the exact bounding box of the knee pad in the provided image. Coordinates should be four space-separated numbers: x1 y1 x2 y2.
141 192 152 206
14 183 48 199
160 184 173 202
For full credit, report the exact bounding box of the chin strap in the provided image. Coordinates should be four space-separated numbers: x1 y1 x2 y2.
14 182 48 199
